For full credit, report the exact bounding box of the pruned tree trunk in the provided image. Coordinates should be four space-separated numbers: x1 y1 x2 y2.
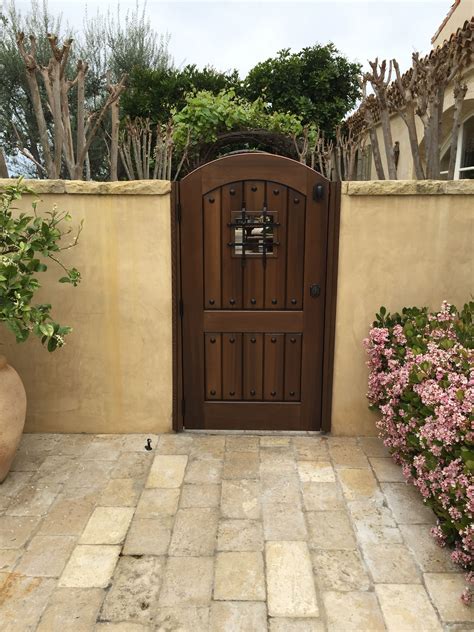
0 148 9 178
365 59 397 179
448 78 468 179
17 34 56 177
16 33 127 180
109 95 120 181
391 60 425 179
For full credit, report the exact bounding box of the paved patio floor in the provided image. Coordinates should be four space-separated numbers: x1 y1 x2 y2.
0 432 472 631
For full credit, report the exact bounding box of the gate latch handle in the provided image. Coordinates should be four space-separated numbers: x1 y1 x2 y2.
310 283 321 298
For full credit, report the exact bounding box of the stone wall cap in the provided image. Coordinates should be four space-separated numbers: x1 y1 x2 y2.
0 179 171 195
345 180 474 196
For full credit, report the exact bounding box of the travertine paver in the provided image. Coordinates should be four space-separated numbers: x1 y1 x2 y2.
312 549 371 592
15 534 76 577
210 601 267 631
424 574 474 623
37 588 104 631
363 542 421 583
79 507 134 544
146 454 188 488
323 591 386 631
266 541 319 617
155 606 210 631
58 545 121 588
169 507 218 556
158 556 214 606
217 519 264 551
214 551 266 601
99 556 165 623
0 432 471 631
375 584 443 631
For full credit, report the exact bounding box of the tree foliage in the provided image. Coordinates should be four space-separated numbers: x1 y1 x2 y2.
122 64 241 121
244 45 361 133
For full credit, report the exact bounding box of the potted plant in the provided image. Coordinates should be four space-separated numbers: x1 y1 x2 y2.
0 179 82 481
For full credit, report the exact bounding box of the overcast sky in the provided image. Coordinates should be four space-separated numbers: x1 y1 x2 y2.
13 0 454 76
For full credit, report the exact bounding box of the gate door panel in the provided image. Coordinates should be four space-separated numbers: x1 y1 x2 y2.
179 154 329 430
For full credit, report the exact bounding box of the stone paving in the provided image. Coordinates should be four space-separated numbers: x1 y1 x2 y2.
0 432 472 631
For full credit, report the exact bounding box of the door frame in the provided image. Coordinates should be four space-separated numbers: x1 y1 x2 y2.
171 155 341 433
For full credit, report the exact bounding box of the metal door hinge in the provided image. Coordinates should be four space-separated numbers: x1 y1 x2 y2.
179 299 184 318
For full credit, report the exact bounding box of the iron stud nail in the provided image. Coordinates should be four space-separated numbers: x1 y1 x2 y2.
250 389 256 396
210 389 216 396
271 299 277 305
290 391 295 396
271 391 276 397
250 337 256 343
210 337 216 344
293 197 299 204
230 391 235 396
209 299 215 305
209 197 215 203
291 298 297 305
251 186 257 192
229 298 235 305
229 337 235 343
290 337 296 343
271 337 277 343
250 298 256 305
273 189 280 195
230 188 236 195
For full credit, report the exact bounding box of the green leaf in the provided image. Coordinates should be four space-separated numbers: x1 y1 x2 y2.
39 323 54 337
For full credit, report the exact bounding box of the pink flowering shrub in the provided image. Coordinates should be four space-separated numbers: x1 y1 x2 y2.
364 301 473 604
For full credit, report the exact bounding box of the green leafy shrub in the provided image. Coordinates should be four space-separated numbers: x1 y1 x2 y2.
0 179 82 351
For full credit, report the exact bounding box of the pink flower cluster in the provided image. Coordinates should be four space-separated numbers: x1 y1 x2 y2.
364 301 474 604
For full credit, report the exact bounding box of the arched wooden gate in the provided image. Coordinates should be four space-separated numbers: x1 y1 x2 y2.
173 153 341 431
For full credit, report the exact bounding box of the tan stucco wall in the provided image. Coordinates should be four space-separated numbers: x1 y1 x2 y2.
0 180 173 434
432 1 473 48
332 180 474 436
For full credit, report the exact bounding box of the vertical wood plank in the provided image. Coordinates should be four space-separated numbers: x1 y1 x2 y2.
243 181 265 309
243 333 263 400
264 183 288 309
222 182 243 309
205 333 222 400
222 333 242 400
284 334 302 401
204 188 221 309
286 189 306 309
263 333 285 400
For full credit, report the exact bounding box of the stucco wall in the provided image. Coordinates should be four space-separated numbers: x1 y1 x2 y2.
0 180 173 434
332 180 474 436
432 1 472 48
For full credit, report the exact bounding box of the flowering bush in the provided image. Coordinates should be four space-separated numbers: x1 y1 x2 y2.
1 179 82 351
364 301 473 604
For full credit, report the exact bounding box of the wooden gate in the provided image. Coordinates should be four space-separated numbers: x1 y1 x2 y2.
175 153 340 431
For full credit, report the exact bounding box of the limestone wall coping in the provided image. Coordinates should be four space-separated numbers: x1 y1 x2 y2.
1 178 473 197
0 179 171 195
343 180 474 195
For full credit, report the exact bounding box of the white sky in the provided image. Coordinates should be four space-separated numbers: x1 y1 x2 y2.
11 0 455 77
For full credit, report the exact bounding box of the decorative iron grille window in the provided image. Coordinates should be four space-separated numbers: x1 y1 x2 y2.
228 208 279 258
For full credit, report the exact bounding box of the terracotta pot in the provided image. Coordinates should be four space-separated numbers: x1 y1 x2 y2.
0 355 27 482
